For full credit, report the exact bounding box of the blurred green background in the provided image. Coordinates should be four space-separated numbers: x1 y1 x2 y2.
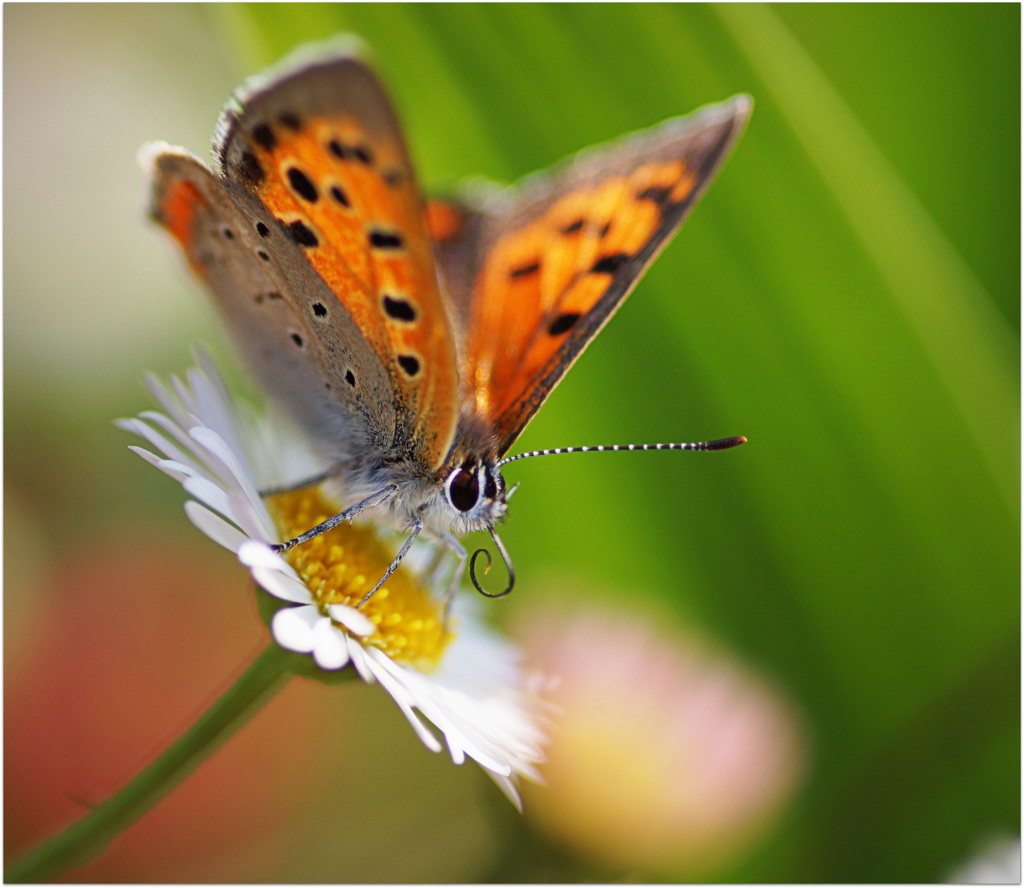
5 3 1018 882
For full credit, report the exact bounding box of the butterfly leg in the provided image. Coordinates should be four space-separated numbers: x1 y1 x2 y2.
357 514 424 607
272 484 398 552
434 532 469 626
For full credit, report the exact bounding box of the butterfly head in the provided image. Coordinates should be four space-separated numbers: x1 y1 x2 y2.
439 457 508 535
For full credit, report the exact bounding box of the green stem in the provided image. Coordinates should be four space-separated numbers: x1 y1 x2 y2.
7 643 294 883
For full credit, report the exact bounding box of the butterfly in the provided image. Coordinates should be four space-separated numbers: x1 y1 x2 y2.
144 41 750 605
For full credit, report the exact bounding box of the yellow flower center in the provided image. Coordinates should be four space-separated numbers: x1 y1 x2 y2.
267 487 451 668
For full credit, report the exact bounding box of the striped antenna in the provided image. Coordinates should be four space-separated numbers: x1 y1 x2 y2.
497 435 747 467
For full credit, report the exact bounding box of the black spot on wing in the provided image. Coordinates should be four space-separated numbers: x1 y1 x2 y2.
330 185 350 207
548 312 581 336
286 219 319 248
509 261 540 279
287 167 318 203
397 354 420 377
252 123 276 151
637 185 672 205
328 140 373 165
382 294 416 322
591 253 630 275
369 228 403 250
238 152 264 185
256 221 270 238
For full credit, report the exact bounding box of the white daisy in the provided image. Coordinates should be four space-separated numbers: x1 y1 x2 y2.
117 353 546 807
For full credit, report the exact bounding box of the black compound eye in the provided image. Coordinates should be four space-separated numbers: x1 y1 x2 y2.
484 470 498 501
448 467 481 513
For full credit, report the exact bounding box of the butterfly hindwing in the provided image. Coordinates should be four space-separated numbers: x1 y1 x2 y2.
430 96 752 455
214 51 460 471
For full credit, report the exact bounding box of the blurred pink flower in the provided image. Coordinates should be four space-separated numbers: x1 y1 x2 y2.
522 604 805 876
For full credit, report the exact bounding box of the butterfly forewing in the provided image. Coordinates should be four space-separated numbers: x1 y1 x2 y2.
432 96 751 455
215 54 460 470
147 145 401 454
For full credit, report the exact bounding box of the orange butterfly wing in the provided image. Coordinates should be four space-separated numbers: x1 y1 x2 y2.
215 52 460 471
430 97 751 455
148 142 410 459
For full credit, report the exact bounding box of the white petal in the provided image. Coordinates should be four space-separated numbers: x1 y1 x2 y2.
138 410 203 463
125 445 166 469
143 372 188 427
345 637 377 684
312 619 350 670
271 605 320 653
153 458 199 483
168 373 199 420
327 604 376 637
182 476 272 545
239 540 289 570
189 367 250 461
190 426 263 507
155 458 201 483
122 417 196 469
185 501 249 552
226 488 278 543
183 475 234 520
251 566 312 604
363 653 443 753
487 772 524 813
195 349 233 404
423 698 506 773
366 641 533 776
126 446 196 484
448 741 467 766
